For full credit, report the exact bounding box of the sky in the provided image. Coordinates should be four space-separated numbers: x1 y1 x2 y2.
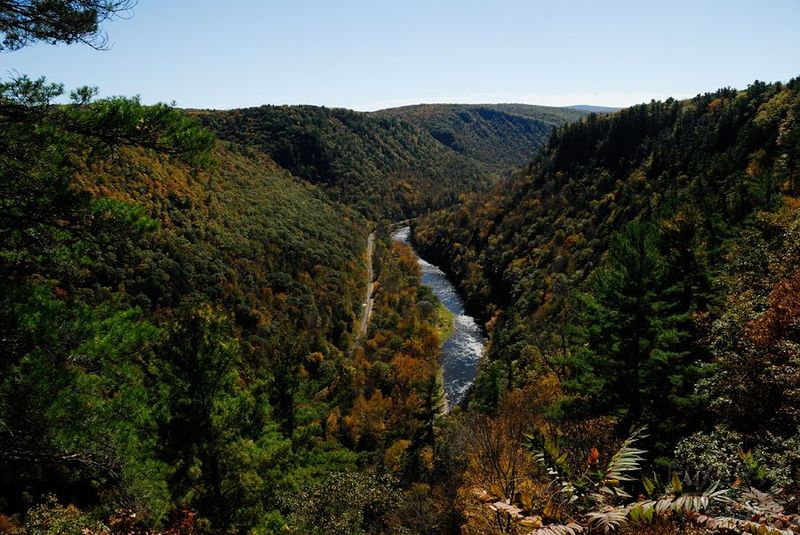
3 0 800 110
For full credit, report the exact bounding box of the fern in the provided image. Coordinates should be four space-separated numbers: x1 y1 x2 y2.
692 513 797 534
740 486 785 517
603 428 647 484
517 428 800 534
528 431 571 478
527 523 585 535
586 506 627 533
615 476 728 534
594 427 647 502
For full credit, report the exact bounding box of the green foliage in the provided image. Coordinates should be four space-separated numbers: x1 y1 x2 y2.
1 285 172 522
22 495 106 535
434 300 455 342
568 222 664 418
0 76 214 163
376 103 586 172
416 79 800 326
157 303 293 531
566 220 710 454
0 73 219 523
283 471 400 535
0 0 134 51
0 72 371 531
197 105 494 219
63 96 216 165
7 3 800 529
415 77 800 464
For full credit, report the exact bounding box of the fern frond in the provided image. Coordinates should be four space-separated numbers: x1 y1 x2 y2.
693 514 796 535
603 427 646 485
528 432 570 478
741 486 785 517
586 507 627 533
527 522 585 535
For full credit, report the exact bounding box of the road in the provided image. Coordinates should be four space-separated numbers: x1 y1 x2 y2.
350 231 375 355
348 220 418 356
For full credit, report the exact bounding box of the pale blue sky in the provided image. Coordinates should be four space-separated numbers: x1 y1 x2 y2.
3 0 799 110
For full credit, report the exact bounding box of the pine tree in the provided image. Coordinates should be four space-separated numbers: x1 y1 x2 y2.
643 210 712 456
569 221 662 424
159 303 291 531
569 217 712 456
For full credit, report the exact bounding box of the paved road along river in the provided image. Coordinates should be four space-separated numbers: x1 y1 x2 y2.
392 226 486 406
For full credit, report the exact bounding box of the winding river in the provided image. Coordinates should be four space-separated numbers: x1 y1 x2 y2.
391 227 486 406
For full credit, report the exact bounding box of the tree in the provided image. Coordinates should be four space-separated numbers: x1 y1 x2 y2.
0 76 212 280
567 217 714 458
699 207 800 444
283 471 400 534
643 210 713 454
455 389 542 534
0 70 214 527
568 221 663 424
160 303 292 531
0 287 172 523
265 323 308 440
0 0 135 51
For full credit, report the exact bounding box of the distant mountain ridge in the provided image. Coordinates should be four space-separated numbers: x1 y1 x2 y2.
375 103 587 171
196 105 491 220
197 102 589 219
568 104 622 113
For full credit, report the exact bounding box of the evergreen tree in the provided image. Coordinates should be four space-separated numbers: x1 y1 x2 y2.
159 303 292 531
0 0 134 51
568 217 712 457
569 221 662 425
644 210 713 456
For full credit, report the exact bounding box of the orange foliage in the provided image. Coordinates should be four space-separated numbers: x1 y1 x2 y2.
707 97 726 114
391 354 431 386
394 241 422 276
384 439 412 473
0 515 18 535
747 270 800 348
418 446 435 474
325 410 340 441
345 391 391 446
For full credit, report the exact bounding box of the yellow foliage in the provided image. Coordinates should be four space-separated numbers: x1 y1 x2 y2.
419 446 435 473
384 439 412 473
325 411 339 440
307 351 324 364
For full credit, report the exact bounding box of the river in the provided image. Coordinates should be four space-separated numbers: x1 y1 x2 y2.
391 226 486 406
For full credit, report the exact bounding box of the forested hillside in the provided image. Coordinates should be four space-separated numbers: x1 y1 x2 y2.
375 103 586 171
0 74 399 529
0 77 469 534
3 2 800 533
0 5 499 529
197 106 493 219
414 78 800 531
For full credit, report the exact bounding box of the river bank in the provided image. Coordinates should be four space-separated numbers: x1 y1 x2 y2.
391 226 486 406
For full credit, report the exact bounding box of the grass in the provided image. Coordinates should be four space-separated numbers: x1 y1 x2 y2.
435 301 455 342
